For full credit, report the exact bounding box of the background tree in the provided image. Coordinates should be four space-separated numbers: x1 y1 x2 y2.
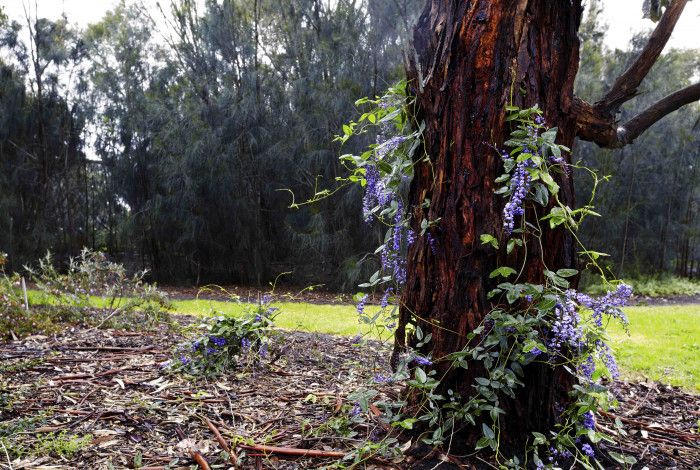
0 0 697 288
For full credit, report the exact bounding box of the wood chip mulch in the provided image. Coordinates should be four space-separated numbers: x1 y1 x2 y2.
0 316 698 469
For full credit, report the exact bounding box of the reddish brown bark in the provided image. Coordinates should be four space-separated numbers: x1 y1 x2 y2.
396 0 583 451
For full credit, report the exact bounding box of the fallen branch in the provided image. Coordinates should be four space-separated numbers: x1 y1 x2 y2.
202 416 239 468
175 426 211 470
239 443 345 459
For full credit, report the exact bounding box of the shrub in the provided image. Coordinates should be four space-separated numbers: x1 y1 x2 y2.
0 253 56 339
27 248 172 329
170 294 279 376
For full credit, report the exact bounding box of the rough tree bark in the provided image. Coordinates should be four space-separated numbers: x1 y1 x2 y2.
395 0 583 450
393 0 699 453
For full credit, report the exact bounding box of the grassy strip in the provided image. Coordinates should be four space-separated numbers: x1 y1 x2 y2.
26 291 700 391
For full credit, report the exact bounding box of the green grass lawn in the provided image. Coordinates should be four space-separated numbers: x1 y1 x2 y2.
25 291 700 391
170 297 699 391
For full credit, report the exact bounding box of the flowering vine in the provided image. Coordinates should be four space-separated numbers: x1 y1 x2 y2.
334 91 636 469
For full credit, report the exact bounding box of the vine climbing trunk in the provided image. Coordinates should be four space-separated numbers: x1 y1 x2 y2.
396 0 583 452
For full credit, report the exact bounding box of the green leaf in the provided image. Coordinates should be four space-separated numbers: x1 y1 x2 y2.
481 423 495 440
475 436 491 450
609 451 637 465
489 267 517 279
556 268 578 278
480 234 499 249
415 367 427 384
475 377 491 386
540 172 559 194
533 183 549 206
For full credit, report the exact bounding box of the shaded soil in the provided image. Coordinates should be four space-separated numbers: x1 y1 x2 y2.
0 317 698 469
628 293 700 307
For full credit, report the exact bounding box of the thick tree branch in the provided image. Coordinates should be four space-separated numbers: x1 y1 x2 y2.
597 0 688 113
617 82 700 145
575 83 700 148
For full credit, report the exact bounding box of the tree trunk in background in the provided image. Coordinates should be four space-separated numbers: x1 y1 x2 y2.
397 0 583 451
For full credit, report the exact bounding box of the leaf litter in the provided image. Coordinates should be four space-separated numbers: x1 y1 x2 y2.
0 314 697 469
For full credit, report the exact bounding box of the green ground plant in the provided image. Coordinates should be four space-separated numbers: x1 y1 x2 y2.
169 292 280 377
33 432 92 458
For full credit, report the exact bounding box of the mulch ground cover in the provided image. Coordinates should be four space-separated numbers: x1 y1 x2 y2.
0 315 698 469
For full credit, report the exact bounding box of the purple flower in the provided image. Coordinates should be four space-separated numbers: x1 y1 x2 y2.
597 342 619 379
356 295 368 315
362 163 385 222
503 157 534 234
373 374 392 383
548 293 583 351
412 355 432 366
580 354 596 380
525 294 533 302
380 288 393 309
209 336 226 347
241 338 252 350
576 283 631 327
259 342 268 358
581 443 595 458
180 355 190 365
582 411 595 430
205 346 217 355
407 229 416 246
350 403 361 416
376 135 407 159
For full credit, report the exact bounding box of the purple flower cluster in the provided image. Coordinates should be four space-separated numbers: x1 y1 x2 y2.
209 336 226 347
549 447 573 463
503 158 534 234
412 355 432 366
582 411 595 430
574 283 632 327
548 293 583 351
580 354 596 380
597 341 619 378
378 202 409 285
356 294 368 315
581 443 595 458
380 288 393 308
362 163 388 222
373 373 393 383
241 338 252 350
376 135 407 160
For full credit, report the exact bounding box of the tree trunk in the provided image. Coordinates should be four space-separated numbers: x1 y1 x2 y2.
397 0 583 452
